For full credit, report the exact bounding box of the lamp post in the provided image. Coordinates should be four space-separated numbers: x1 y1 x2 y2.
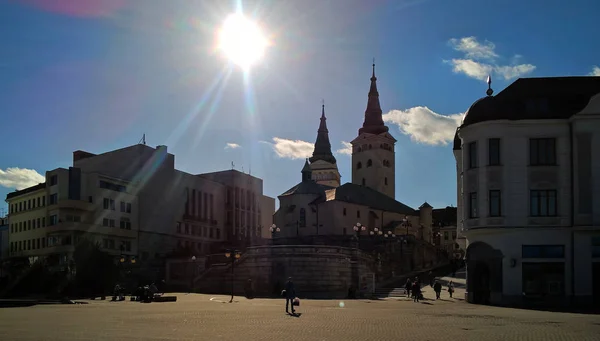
402 217 411 236
353 222 366 239
189 255 196 293
269 224 280 237
225 249 241 303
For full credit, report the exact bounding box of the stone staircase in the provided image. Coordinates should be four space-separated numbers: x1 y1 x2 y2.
373 287 407 298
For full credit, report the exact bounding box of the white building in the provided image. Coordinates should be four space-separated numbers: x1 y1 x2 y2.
455 76 600 306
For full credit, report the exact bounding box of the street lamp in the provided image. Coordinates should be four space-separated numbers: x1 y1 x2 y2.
353 222 366 238
225 249 241 303
269 223 280 236
189 256 196 293
402 216 412 236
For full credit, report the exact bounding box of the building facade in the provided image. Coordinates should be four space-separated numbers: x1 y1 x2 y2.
274 65 433 240
5 144 275 278
455 76 600 306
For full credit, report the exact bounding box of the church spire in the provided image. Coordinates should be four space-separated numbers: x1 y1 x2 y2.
301 158 312 182
359 61 389 135
309 101 337 164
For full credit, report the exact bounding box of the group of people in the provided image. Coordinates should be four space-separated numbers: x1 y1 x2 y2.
404 274 455 302
112 282 160 303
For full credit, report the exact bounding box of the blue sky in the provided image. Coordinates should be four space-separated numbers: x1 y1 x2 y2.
1 0 599 214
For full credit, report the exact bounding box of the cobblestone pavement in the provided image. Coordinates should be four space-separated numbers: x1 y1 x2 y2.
1 293 599 341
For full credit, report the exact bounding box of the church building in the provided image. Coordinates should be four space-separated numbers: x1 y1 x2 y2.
273 64 433 240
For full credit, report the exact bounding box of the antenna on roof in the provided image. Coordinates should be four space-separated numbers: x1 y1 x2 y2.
231 161 235 170
139 134 146 145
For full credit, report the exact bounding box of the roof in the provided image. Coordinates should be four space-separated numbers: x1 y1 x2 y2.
419 202 432 209
461 76 600 128
279 180 334 197
325 183 416 215
6 183 46 200
432 206 457 227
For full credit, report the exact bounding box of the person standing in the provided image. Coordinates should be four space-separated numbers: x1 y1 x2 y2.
284 277 296 314
448 281 455 298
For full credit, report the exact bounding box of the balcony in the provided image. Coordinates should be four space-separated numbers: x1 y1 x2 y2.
58 199 94 211
45 222 137 238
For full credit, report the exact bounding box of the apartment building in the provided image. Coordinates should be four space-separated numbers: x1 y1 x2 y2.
432 206 462 258
4 143 275 279
6 168 139 269
455 76 600 306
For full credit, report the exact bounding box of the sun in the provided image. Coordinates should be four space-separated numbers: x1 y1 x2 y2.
217 13 268 70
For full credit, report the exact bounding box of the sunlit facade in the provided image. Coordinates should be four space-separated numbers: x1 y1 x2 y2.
456 77 600 306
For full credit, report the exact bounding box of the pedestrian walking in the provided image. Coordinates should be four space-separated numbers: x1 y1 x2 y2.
448 281 454 298
433 280 442 300
412 281 421 303
404 278 412 298
283 277 296 314
428 271 434 287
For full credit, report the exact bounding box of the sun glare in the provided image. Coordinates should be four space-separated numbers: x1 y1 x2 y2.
218 13 268 70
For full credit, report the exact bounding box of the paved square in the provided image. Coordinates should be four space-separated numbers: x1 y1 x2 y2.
1 289 599 341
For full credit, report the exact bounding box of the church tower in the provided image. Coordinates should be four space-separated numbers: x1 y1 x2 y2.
309 103 341 187
351 63 397 198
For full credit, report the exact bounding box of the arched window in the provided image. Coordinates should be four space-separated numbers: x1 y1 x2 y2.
356 162 362 169
367 159 373 167
299 208 306 227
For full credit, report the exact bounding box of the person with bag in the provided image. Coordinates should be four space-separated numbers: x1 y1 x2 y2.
284 277 296 314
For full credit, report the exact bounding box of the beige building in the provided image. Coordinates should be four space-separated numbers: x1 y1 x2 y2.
455 76 600 305
5 144 275 275
274 65 433 238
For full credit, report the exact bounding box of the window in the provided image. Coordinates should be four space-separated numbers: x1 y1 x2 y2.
468 142 478 169
452 231 457 240
120 241 131 252
42 196 45 206
28 199 31 210
469 192 478 218
522 245 565 258
88 196 93 203
356 162 362 170
126 203 131 213
99 180 126 192
49 215 58 226
357 210 361 218
530 138 556 165
384 177 388 185
488 138 500 166
530 190 557 217
489 190 501 217
299 208 306 227
176 222 181 233
522 262 565 296
103 198 109 209
120 201 126 212
110 199 115 210
49 194 58 205
103 218 109 227
50 175 58 186
592 237 600 258
216 229 221 239
444 231 449 240
343 208 347 216
367 159 373 167
362 178 366 186
120 219 131 230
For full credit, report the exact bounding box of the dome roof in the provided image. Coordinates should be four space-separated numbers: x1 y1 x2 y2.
461 96 497 127
452 128 461 150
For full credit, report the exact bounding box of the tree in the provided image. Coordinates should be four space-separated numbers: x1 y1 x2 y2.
72 239 119 297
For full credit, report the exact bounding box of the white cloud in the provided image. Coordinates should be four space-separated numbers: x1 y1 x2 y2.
224 143 241 149
0 167 45 190
449 37 498 61
445 36 536 81
589 66 600 76
265 137 314 160
336 141 352 155
383 107 464 146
